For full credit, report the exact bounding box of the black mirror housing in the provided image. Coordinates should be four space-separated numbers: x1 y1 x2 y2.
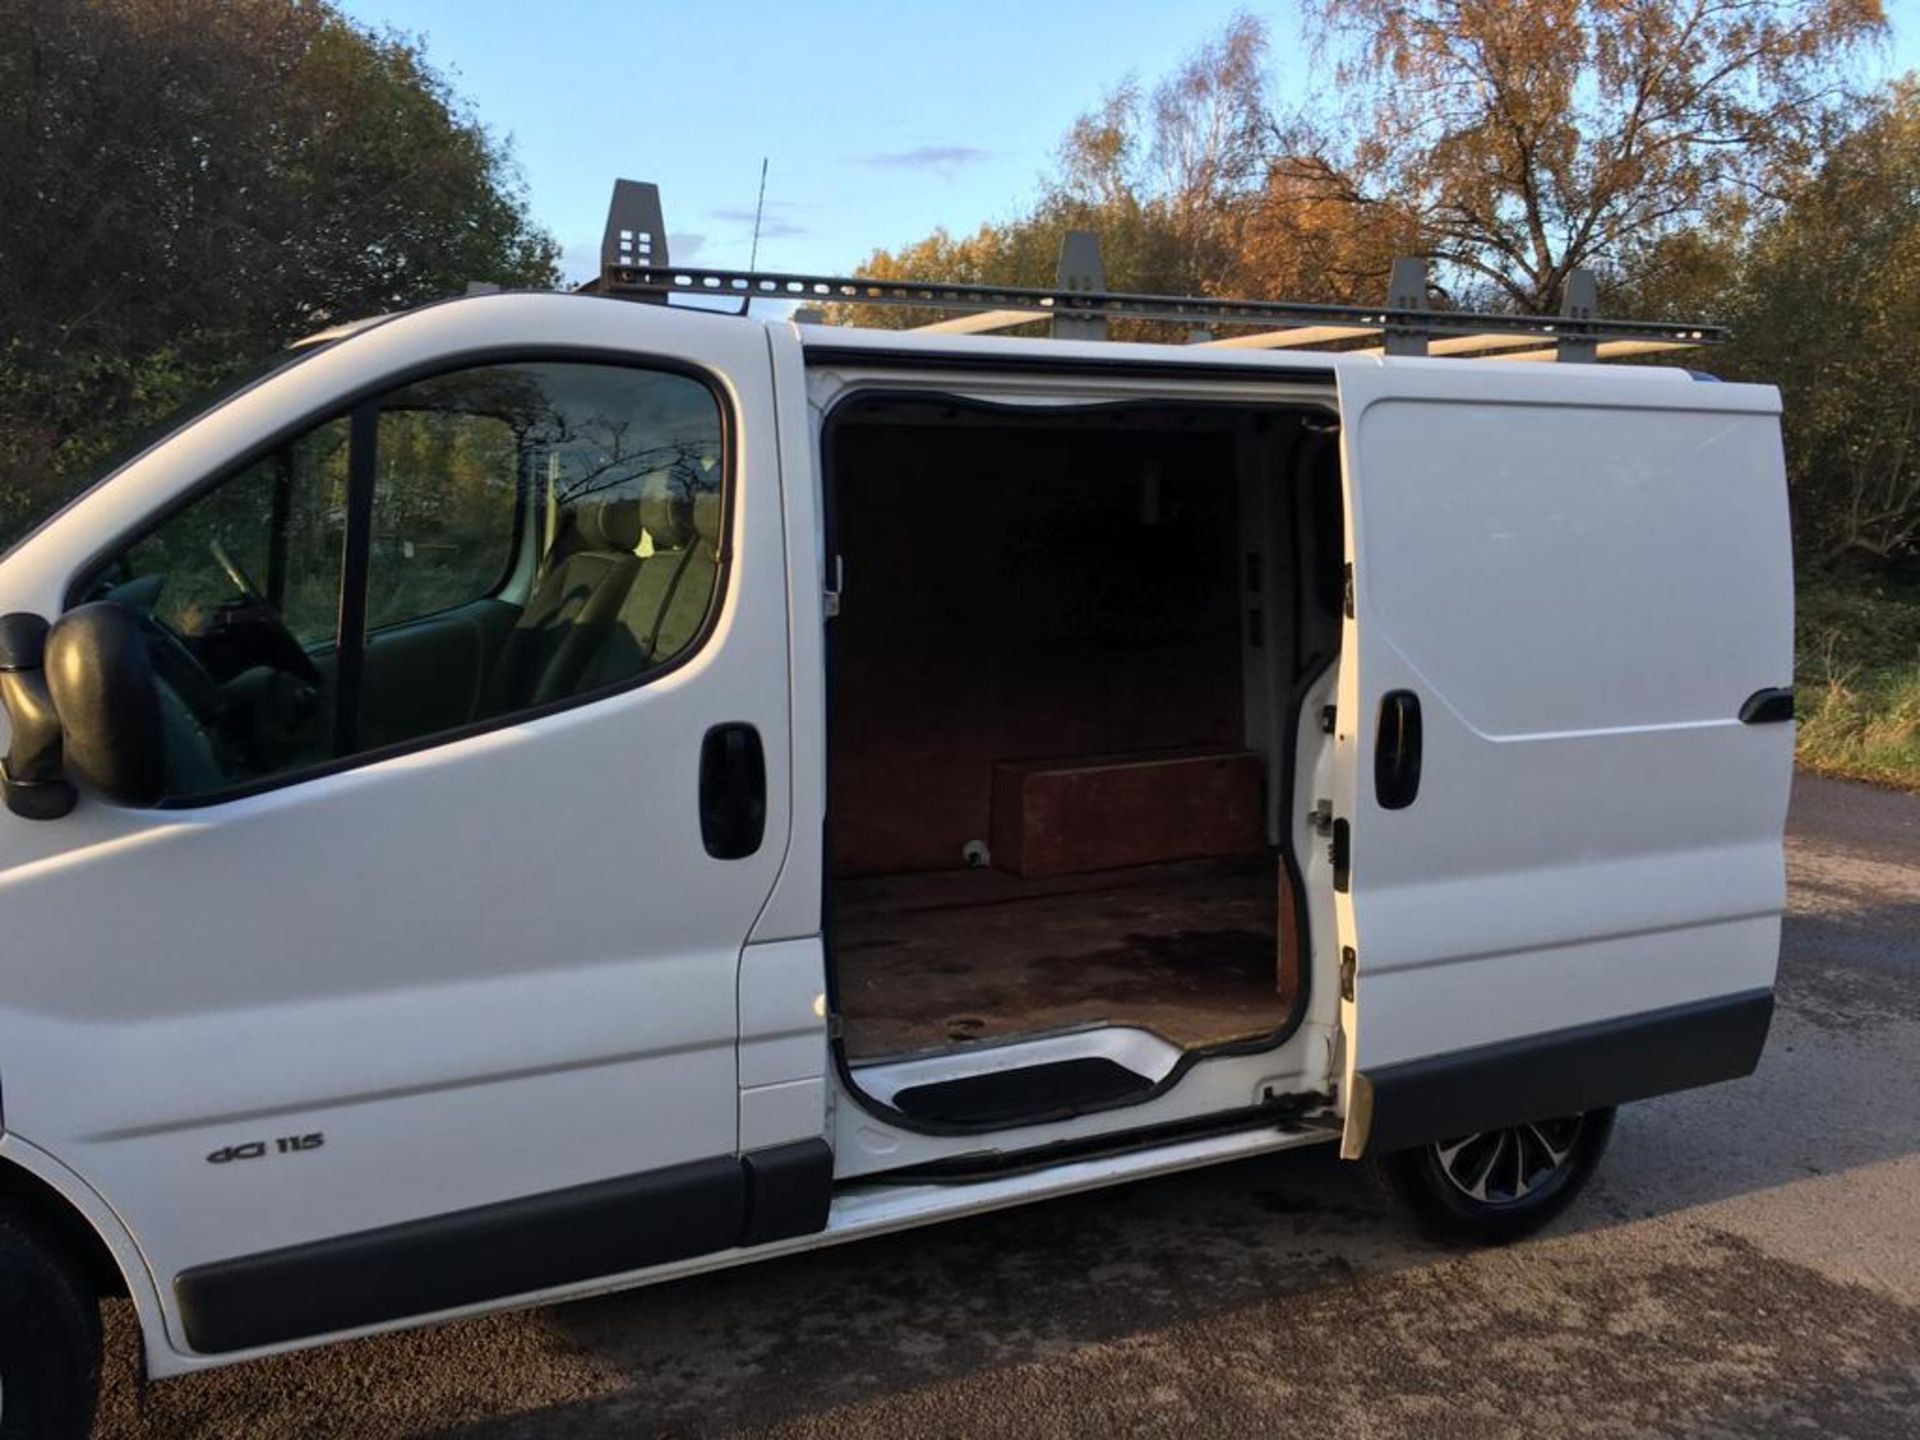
46 602 166 808
0 612 78 819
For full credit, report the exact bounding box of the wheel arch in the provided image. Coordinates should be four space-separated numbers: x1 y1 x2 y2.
0 1158 124 1297
0 1134 171 1364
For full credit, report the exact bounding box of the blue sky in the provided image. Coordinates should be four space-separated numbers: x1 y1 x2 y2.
339 0 1920 286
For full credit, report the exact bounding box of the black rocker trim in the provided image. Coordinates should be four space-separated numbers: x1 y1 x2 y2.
1352 987 1775 1157
175 1139 833 1354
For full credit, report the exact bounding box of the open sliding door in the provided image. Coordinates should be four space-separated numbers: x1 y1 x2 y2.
1330 360 1795 1158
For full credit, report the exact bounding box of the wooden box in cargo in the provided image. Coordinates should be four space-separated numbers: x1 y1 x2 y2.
989 749 1265 878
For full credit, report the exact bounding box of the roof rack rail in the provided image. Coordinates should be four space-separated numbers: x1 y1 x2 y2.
595 179 1721 364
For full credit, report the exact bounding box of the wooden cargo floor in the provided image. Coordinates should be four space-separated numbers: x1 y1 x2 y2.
833 854 1293 1061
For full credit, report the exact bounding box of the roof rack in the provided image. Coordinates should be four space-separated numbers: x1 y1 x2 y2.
595 180 1720 364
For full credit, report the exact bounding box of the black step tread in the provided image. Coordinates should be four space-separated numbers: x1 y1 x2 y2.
891 1057 1156 1128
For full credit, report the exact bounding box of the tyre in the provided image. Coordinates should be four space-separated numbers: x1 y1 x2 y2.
0 1210 103 1439
1377 1107 1616 1245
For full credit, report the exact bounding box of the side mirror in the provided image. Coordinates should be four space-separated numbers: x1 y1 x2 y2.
45 602 166 808
0 613 77 819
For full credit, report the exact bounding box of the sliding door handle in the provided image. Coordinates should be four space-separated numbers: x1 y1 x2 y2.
1374 690 1423 811
1739 687 1794 724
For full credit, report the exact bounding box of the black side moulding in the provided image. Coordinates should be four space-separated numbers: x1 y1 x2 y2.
176 1140 837 1355
740 1138 833 1245
1353 988 1775 1156
177 1157 747 1353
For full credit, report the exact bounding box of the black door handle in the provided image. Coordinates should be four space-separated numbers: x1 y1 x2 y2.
1739 687 1794 724
1375 690 1422 810
700 723 766 859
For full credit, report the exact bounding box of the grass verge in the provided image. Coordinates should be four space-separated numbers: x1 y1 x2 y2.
1795 577 1920 790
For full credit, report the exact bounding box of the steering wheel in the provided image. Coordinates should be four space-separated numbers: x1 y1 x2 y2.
209 537 268 605
204 539 323 685
139 611 231 730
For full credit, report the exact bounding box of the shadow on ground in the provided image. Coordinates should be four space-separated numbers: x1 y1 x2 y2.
97 1048 1920 1440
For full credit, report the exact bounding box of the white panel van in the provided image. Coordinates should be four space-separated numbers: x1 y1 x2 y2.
0 186 1793 1433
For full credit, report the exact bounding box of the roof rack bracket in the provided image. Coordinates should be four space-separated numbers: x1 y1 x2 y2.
602 180 671 304
1384 258 1429 358
1557 269 1599 364
1052 231 1107 342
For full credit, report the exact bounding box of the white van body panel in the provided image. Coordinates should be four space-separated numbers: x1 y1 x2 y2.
748 324 828 946
1330 360 1793 1152
0 302 1791 1376
0 294 803 1356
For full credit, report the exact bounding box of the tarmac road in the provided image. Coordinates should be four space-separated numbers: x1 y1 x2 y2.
94 773 1920 1439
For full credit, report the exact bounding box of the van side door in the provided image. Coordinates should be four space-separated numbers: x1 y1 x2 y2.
1330 360 1794 1158
0 296 802 1357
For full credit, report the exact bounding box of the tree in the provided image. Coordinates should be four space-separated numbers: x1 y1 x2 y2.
1283 0 1886 312
1234 165 1421 304
0 0 558 549
1724 82 1920 567
845 4 1883 325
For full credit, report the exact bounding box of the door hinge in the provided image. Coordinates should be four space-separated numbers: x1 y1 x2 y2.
823 554 844 619
1340 946 1357 1003
1341 562 1355 620
1319 704 1337 734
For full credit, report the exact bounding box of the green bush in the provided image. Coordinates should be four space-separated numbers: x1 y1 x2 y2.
1795 578 1920 787
0 0 557 555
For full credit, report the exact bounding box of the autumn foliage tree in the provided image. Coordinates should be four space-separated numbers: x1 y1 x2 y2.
1287 0 1887 310
850 2 1886 316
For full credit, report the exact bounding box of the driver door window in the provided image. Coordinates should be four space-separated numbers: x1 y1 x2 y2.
81 358 726 804
120 420 350 648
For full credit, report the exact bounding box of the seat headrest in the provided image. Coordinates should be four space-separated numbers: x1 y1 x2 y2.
691 491 721 542
639 489 695 550
572 498 643 554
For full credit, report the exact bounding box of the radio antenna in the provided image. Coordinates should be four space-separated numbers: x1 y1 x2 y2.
748 157 770 272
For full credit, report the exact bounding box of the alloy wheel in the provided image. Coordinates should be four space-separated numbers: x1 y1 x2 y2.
1431 1115 1585 1206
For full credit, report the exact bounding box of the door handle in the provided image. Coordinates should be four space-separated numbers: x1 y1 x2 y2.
1374 690 1422 810
1739 687 1794 724
700 723 766 859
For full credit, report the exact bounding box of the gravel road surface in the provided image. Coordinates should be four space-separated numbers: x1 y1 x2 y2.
95 773 1920 1439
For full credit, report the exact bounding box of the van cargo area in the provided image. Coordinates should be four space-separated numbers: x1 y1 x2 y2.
824 394 1344 1072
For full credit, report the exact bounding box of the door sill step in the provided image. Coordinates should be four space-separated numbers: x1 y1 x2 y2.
890 1057 1156 1128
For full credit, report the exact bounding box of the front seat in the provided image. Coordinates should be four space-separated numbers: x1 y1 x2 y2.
483 497 643 715
579 484 720 695
642 488 721 661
